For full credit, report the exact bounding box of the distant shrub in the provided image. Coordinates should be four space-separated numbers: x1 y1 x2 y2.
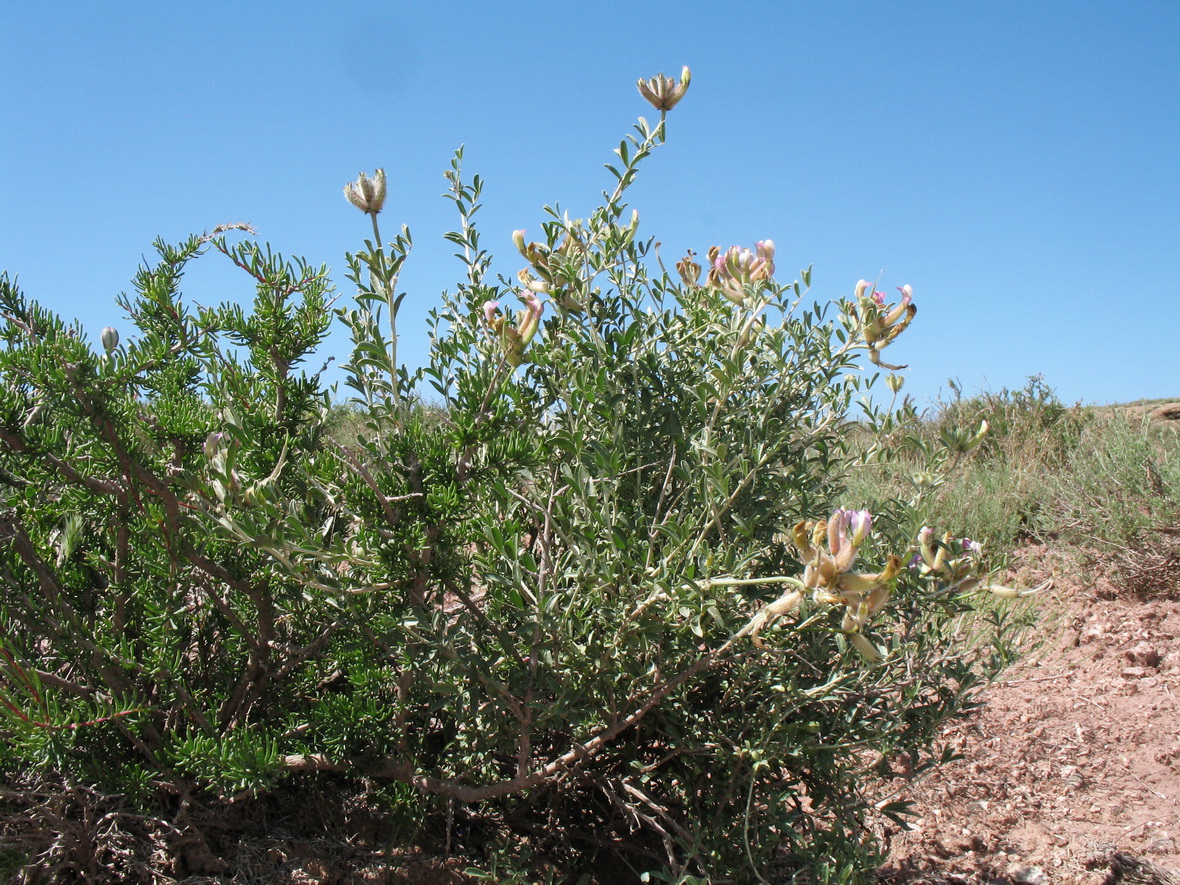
933 376 1091 466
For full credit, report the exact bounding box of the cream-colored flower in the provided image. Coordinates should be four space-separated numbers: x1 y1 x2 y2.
637 66 691 111
343 169 387 215
856 281 916 369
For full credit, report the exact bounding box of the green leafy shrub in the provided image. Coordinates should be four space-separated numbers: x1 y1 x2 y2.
0 71 1027 883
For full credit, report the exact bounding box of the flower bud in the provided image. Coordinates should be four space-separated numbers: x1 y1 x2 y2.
848 510 872 547
497 293 546 367
932 532 953 574
886 374 905 394
204 431 225 460
917 527 937 569
883 295 913 326
676 251 702 288
756 239 775 269
849 632 883 663
482 301 500 326
343 169 387 215
827 510 848 559
941 419 989 454
985 579 1051 598
518 269 551 294
791 520 814 557
968 420 989 451
100 326 119 354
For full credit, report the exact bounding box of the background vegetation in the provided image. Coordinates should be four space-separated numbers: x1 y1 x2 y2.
846 377 1180 598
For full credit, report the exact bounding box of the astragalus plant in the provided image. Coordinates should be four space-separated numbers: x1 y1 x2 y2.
0 69 1028 883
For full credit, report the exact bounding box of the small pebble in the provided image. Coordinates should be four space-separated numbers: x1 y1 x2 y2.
1010 863 1048 885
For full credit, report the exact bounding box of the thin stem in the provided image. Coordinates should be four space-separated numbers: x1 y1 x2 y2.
369 211 400 410
369 212 381 252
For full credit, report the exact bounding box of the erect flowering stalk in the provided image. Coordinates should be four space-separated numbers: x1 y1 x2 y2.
344 168 402 407
636 66 691 113
855 280 916 370
705 240 776 306
481 293 545 368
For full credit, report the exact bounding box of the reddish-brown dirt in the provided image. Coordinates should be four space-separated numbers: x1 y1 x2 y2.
878 544 1180 885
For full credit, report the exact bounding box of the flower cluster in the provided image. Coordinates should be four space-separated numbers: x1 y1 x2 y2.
512 225 592 311
679 240 775 306
912 528 1051 599
481 293 545 368
855 280 916 369
751 509 900 659
343 169 387 216
792 509 902 635
636 66 691 112
911 527 984 594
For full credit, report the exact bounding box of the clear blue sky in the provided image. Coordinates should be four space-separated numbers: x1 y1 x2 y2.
3 2 1177 408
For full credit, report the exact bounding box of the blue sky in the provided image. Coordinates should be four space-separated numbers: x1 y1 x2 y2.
2 2 1177 409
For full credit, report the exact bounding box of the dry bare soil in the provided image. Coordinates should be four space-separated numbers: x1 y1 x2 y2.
878 542 1180 885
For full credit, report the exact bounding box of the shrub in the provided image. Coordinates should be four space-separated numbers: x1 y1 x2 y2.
0 70 1027 882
